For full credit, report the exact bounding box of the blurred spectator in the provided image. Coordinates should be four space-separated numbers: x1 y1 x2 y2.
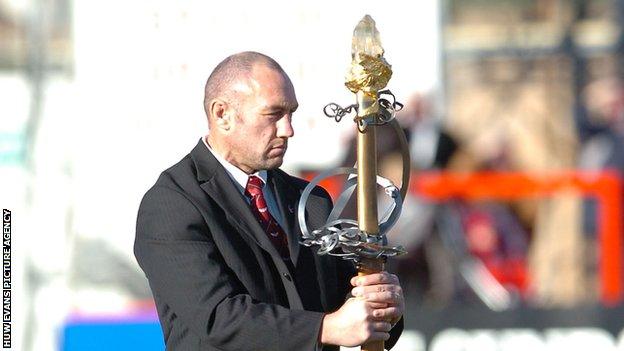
577 78 624 290
576 78 624 143
404 93 459 170
460 204 529 297
577 78 624 175
341 92 458 172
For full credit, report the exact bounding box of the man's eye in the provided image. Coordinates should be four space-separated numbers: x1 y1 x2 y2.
267 112 282 118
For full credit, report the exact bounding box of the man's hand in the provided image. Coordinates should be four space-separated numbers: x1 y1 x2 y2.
350 272 404 327
319 298 392 347
319 271 404 347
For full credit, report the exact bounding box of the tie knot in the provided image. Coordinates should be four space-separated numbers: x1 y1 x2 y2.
245 175 264 197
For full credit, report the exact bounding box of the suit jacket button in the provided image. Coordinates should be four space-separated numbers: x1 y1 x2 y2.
283 273 292 281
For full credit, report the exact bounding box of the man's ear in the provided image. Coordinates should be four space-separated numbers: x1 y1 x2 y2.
209 98 232 132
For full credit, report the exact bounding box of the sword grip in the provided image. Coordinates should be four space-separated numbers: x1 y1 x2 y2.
358 258 385 351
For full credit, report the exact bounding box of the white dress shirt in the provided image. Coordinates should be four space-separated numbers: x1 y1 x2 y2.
202 136 285 228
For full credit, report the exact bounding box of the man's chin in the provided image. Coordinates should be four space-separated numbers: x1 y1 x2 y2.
263 156 284 170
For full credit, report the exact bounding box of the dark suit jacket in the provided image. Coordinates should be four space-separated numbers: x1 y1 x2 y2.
134 139 403 350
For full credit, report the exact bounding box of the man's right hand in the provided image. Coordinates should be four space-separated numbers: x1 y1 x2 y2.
319 297 392 347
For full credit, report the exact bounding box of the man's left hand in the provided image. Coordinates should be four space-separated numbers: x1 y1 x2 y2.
350 272 404 327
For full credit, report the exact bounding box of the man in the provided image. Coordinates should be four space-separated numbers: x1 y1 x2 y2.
134 51 404 350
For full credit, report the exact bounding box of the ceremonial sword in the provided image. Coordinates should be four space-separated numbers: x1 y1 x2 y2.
298 15 411 351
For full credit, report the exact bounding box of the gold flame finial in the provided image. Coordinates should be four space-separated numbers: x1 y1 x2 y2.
345 15 392 97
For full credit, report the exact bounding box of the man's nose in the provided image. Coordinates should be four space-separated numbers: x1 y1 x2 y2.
277 115 294 138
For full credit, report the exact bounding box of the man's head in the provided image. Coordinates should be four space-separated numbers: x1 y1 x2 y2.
204 52 298 174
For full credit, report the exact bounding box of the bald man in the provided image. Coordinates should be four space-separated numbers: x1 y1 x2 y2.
134 52 404 350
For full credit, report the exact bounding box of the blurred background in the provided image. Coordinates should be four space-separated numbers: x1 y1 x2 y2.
2 0 624 350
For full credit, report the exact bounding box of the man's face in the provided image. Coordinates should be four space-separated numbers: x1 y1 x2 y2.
226 65 298 173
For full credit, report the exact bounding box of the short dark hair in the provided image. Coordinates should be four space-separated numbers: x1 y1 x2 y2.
203 51 284 116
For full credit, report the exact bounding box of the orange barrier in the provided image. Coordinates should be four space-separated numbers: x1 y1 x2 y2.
301 170 623 305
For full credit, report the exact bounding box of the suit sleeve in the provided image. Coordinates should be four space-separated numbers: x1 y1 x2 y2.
134 185 324 350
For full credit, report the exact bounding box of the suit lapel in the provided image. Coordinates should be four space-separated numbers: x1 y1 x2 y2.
269 170 301 266
190 140 281 258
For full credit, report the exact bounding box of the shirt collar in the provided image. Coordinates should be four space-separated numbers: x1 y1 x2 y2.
202 136 267 190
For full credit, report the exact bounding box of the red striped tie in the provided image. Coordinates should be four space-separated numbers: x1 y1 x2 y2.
245 176 290 259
